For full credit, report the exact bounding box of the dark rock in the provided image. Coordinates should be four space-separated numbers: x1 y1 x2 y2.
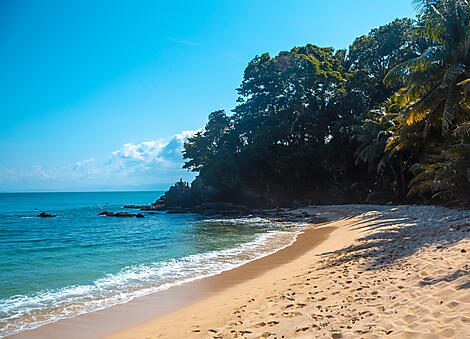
123 205 145 209
154 179 194 208
37 212 57 218
114 212 135 217
99 211 115 216
99 211 142 217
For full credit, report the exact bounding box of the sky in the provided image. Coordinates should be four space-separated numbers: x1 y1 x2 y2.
0 0 415 192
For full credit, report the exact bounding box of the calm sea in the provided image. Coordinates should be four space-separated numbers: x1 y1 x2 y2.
0 191 300 337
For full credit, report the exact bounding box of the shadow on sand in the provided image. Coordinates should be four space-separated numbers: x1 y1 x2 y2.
314 206 470 285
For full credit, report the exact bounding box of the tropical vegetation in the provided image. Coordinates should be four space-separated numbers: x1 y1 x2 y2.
175 0 470 208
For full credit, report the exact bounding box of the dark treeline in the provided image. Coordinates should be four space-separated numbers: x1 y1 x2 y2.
161 0 470 209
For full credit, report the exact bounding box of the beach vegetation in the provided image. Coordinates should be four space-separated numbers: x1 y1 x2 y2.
176 0 470 207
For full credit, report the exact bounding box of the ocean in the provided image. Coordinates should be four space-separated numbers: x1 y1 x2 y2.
0 191 301 337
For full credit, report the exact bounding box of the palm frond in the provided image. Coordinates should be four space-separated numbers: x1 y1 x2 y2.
384 46 447 86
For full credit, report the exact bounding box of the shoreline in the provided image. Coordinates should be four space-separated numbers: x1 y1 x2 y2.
8 204 470 338
105 204 470 338
8 214 333 339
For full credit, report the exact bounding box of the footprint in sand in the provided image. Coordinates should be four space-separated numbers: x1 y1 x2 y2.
311 314 324 320
295 326 310 333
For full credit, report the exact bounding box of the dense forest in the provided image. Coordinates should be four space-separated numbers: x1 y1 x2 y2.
160 0 470 208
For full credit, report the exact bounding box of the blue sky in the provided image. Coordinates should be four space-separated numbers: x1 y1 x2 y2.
0 0 415 192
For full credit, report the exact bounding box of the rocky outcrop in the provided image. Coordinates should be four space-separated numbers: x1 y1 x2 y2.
123 177 289 214
37 212 57 218
153 179 196 208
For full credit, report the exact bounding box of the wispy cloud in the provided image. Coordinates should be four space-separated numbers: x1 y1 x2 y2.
169 37 198 47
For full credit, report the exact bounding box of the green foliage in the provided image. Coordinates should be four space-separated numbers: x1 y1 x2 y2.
378 0 470 205
385 0 470 134
177 0 470 207
408 143 470 205
183 110 230 172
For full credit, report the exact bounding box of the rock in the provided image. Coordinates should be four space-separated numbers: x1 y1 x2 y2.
37 212 57 218
98 211 143 217
154 179 195 208
99 211 115 216
114 212 135 217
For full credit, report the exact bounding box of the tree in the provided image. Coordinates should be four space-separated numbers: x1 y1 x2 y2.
385 0 470 134
368 0 470 205
183 110 230 172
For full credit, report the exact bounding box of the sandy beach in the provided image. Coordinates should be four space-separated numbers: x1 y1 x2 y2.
107 205 470 338
10 205 470 338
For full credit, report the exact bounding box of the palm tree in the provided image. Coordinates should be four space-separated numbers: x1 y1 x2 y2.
408 142 470 204
385 0 470 134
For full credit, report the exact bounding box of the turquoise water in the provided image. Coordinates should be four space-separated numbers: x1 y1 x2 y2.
0 192 299 337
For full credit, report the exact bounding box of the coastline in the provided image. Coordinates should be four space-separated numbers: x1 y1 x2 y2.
8 204 470 338
109 205 470 338
7 213 333 339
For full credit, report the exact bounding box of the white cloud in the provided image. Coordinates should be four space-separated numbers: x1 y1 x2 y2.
0 130 199 191
107 130 199 175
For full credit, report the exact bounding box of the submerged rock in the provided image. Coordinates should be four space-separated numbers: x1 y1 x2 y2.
37 212 57 218
114 212 135 217
98 211 145 218
123 205 144 209
98 211 115 216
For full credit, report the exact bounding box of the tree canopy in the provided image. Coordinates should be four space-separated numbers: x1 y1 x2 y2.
178 0 470 208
